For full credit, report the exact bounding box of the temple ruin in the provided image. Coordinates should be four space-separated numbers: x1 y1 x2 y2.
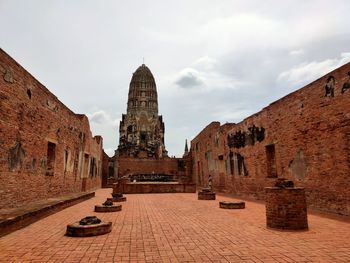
191 62 350 216
104 64 194 191
0 49 103 209
1 46 349 219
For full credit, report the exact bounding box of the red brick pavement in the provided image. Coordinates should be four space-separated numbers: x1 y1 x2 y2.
0 189 349 263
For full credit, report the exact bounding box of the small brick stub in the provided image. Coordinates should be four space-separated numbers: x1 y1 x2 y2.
110 192 127 202
94 204 122 212
66 221 112 237
219 201 245 209
198 190 216 200
265 187 308 230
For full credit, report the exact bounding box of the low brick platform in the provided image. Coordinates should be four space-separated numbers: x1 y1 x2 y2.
219 201 245 209
0 191 95 237
113 181 196 194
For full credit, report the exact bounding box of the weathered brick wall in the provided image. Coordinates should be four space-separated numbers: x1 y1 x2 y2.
191 62 350 216
0 49 103 208
191 122 235 189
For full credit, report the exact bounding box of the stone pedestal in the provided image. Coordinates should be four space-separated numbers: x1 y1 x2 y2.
94 204 122 212
265 187 308 230
198 188 216 200
219 201 245 209
66 216 112 237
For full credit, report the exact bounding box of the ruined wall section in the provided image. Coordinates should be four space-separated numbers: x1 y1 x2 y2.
191 62 350 216
117 157 190 179
191 122 235 189
0 49 103 208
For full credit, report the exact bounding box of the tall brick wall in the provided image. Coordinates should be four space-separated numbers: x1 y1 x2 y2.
191 62 350 216
0 49 103 208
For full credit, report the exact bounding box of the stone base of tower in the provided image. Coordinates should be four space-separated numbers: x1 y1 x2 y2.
116 156 192 182
108 155 195 193
113 181 196 194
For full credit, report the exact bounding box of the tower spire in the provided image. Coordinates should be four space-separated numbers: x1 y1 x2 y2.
184 139 189 156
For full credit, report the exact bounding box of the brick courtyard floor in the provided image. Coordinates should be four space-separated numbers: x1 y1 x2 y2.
0 189 349 263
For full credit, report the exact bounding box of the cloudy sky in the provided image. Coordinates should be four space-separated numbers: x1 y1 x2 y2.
1 0 350 156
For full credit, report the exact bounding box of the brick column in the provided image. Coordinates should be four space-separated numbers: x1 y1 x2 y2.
265 187 308 230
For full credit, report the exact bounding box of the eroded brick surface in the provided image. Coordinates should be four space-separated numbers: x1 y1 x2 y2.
191 63 350 216
0 188 349 263
0 49 103 209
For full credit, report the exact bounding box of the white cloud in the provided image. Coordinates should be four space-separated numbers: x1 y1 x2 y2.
174 56 242 91
278 52 350 85
289 49 304 56
175 68 204 88
86 110 119 156
87 110 110 124
199 13 285 52
193 56 217 70
2 1 350 157
104 148 115 157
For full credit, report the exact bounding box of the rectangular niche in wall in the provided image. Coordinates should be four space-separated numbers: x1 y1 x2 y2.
266 144 277 178
83 153 89 178
90 157 97 177
237 153 247 176
64 149 69 174
46 142 56 176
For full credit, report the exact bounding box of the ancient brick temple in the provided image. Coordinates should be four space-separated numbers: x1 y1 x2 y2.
0 49 103 208
118 64 167 158
191 62 350 216
105 64 192 185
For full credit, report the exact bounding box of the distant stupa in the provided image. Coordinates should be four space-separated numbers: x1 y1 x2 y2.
117 64 167 158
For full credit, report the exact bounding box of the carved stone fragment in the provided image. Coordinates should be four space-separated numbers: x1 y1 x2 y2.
8 142 25 171
46 100 58 112
324 76 335 97
79 216 101 225
274 178 294 188
342 72 350 93
102 199 114 206
3 67 14 83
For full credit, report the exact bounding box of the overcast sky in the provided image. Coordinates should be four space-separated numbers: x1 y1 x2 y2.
1 0 350 157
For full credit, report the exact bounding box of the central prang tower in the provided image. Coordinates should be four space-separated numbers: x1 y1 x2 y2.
117 64 167 158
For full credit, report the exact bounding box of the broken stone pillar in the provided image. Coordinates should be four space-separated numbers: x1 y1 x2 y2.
112 176 129 194
265 179 308 230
